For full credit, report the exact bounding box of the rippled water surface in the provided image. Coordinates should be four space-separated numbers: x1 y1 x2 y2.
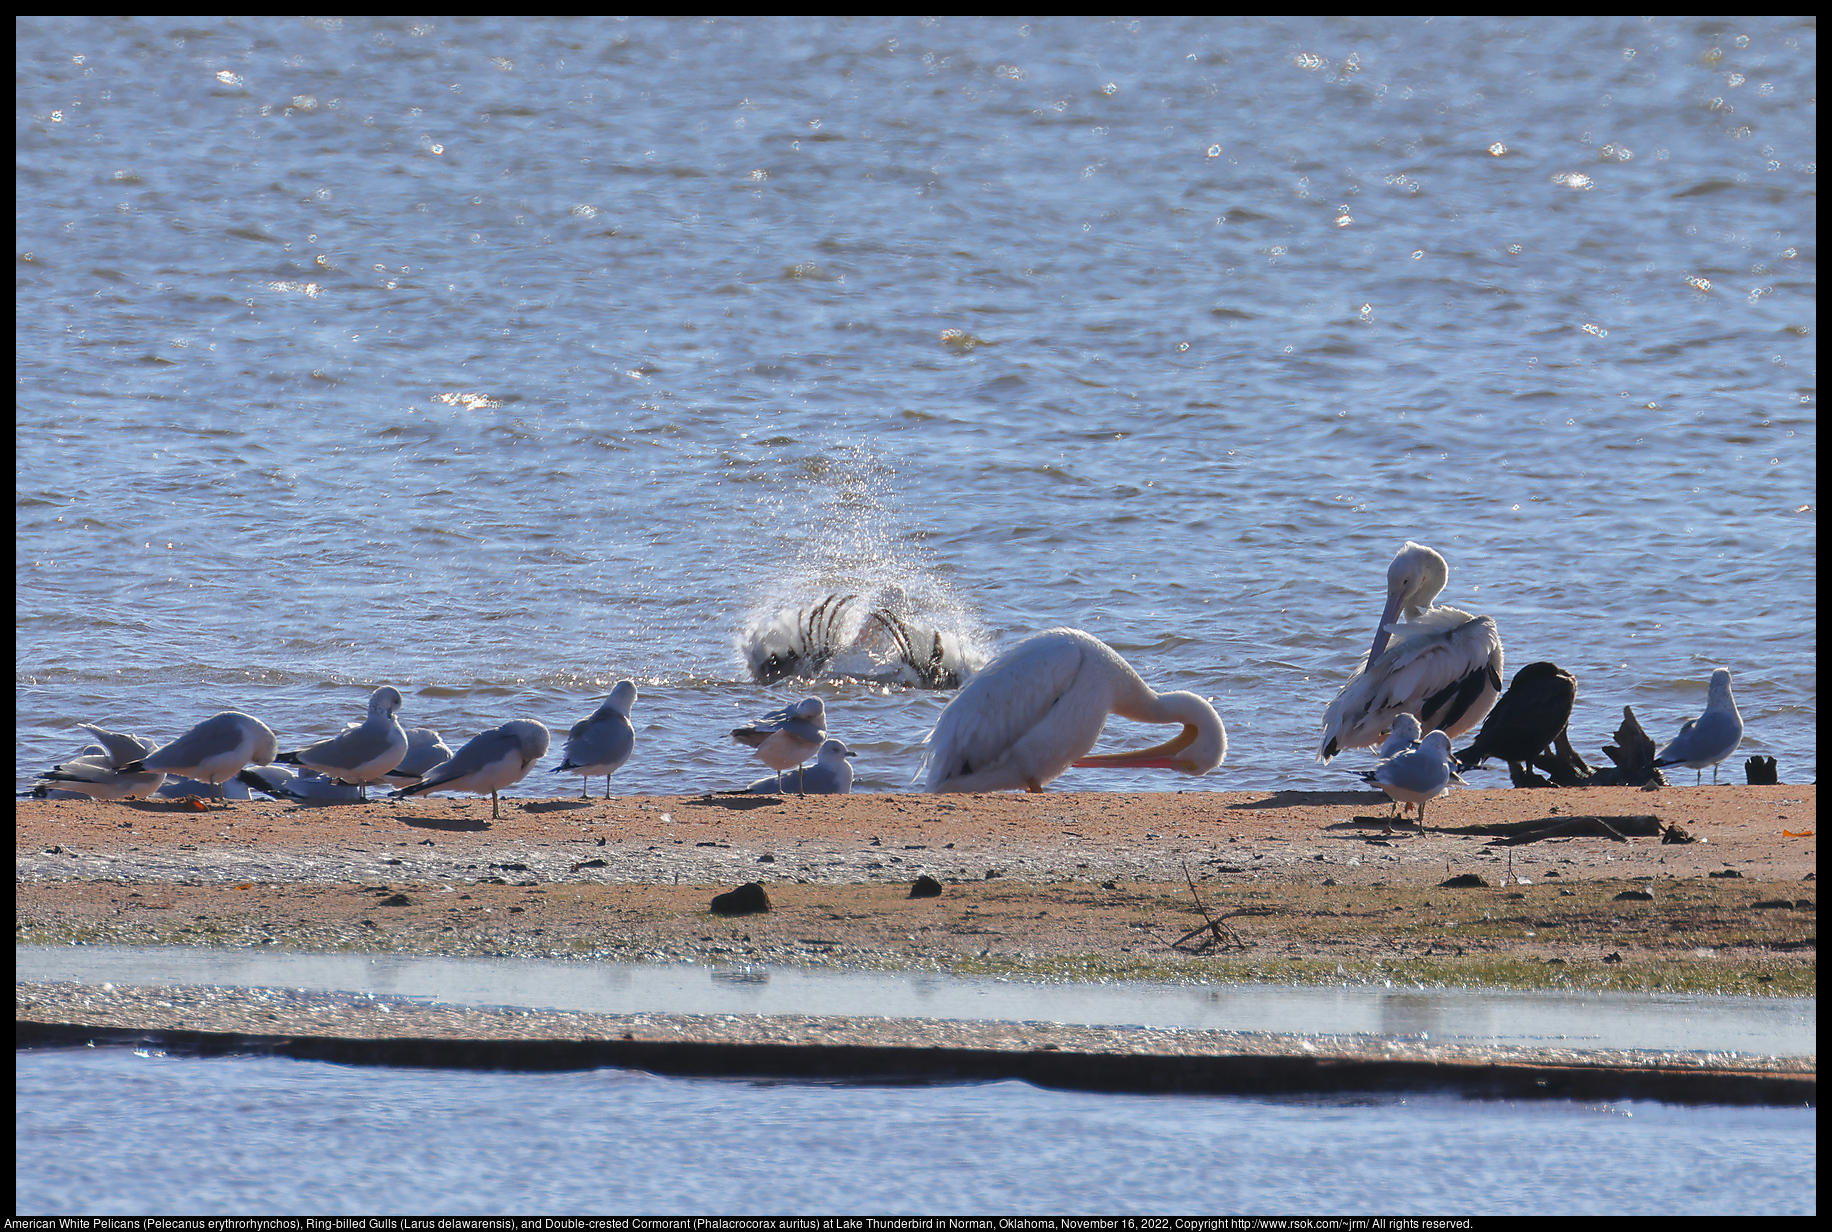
14 1048 1818 1214
16 17 1816 794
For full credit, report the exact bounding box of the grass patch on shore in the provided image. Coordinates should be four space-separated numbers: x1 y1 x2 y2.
18 918 1814 999
939 950 1814 998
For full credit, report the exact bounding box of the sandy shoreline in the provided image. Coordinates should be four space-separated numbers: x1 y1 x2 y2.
15 785 1816 997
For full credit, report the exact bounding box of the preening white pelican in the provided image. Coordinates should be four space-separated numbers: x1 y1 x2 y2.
919 627 1226 793
1317 541 1503 763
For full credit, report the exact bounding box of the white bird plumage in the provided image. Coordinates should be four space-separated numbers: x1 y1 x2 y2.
1318 541 1503 763
554 680 638 798
1654 668 1743 785
1375 712 1423 759
120 711 278 808
275 686 408 799
1364 730 1466 828
35 724 166 801
731 696 827 793
918 627 1226 794
380 728 454 787
390 719 551 819
748 738 856 795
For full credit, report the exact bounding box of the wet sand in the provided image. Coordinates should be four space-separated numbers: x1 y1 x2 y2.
15 785 1816 996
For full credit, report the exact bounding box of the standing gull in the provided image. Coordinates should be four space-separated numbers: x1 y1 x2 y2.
1365 730 1466 829
731 697 826 794
275 686 408 800
119 711 278 808
390 720 551 819
1353 712 1422 819
1318 541 1504 762
919 628 1226 793
748 738 856 795
1654 668 1744 785
554 680 638 798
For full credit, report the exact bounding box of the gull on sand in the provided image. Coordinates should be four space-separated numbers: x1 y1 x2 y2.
731 696 826 794
553 681 637 798
276 686 408 800
1362 730 1465 829
390 719 550 819
1654 668 1744 785
748 737 855 795
120 711 278 808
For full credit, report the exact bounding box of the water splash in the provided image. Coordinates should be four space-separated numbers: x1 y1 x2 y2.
735 447 989 687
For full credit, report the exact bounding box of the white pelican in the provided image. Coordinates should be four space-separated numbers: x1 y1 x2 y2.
119 711 279 808
1318 541 1503 763
275 686 408 800
919 627 1226 793
390 719 551 819
1654 668 1743 785
741 591 982 689
554 680 638 798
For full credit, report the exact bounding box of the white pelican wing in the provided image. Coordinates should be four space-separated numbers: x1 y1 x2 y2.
920 629 1088 790
1321 609 1503 759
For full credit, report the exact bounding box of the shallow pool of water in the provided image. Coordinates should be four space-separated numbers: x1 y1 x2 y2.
19 944 1815 1056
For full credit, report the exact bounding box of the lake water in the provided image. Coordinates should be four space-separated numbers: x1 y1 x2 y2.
15 16 1817 795
13 1047 1818 1214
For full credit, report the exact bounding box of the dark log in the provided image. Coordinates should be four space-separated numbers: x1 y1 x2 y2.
1587 706 1667 787
1440 814 1667 845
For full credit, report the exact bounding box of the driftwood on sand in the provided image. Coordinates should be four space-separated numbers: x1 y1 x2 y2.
1525 705 1666 789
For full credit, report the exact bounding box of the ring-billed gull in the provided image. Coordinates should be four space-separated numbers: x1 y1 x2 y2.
1319 542 1503 762
35 725 165 801
1363 730 1465 829
390 719 550 819
236 763 365 802
748 737 856 795
380 728 453 787
119 712 278 808
1347 713 1423 818
731 696 826 794
918 628 1225 794
1654 668 1743 785
1376 712 1423 759
553 681 637 798
275 686 408 800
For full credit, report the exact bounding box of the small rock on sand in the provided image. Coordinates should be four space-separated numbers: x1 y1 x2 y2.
710 882 770 916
